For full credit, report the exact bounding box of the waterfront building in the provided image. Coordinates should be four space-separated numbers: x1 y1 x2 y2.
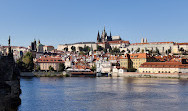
35 55 64 71
96 59 111 73
138 60 188 73
119 53 158 71
64 57 72 68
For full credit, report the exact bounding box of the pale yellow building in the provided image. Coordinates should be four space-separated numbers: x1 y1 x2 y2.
119 53 157 71
138 61 188 73
35 55 64 71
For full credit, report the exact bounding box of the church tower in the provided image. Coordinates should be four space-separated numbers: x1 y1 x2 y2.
101 26 107 42
97 31 101 43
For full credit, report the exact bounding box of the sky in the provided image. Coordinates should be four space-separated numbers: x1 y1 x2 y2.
0 0 188 48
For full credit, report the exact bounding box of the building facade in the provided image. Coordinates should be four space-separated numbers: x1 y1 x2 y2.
35 55 64 71
138 61 188 73
119 53 158 71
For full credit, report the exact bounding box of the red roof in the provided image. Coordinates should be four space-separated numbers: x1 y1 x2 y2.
140 62 188 68
36 56 64 63
131 42 174 45
108 40 130 44
175 43 188 45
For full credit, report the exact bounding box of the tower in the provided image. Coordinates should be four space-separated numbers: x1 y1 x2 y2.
144 38 147 43
97 31 101 43
101 26 107 42
8 36 11 55
141 38 144 43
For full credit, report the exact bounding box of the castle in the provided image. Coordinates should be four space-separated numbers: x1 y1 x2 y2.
97 27 121 43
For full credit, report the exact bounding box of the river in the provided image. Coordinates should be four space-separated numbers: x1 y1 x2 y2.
18 77 188 111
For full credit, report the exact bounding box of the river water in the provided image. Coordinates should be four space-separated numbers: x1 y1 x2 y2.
18 77 188 111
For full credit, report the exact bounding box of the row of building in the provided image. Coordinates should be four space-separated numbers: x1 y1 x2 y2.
57 27 188 55
1 28 188 75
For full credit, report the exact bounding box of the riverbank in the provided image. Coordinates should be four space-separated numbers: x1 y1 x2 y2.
21 71 188 79
120 72 188 79
21 72 69 77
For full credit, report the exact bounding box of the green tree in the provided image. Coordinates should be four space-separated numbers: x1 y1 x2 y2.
97 45 104 51
136 48 140 52
83 46 90 52
49 66 54 71
91 64 96 72
58 63 65 72
20 52 34 71
36 65 40 71
179 47 184 52
156 47 160 54
79 47 83 51
111 47 120 54
121 50 125 53
71 46 76 52
64 47 68 51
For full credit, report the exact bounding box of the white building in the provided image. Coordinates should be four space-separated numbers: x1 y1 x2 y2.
120 42 174 55
57 42 97 52
96 59 111 73
138 62 188 73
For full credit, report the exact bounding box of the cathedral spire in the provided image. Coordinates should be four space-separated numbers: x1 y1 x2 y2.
97 30 101 42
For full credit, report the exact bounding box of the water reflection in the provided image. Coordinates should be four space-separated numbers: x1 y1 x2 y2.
19 77 188 111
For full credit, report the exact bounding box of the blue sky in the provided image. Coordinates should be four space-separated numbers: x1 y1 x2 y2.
0 0 188 47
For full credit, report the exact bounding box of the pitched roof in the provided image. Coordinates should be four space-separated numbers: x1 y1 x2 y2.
131 42 174 45
36 56 64 63
140 62 188 68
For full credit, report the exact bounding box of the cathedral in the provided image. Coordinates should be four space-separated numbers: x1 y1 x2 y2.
97 27 121 43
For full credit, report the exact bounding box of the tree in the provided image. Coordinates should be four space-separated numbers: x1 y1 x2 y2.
64 47 68 51
168 49 172 53
71 46 76 52
58 63 65 72
91 65 96 72
97 45 104 51
136 48 140 53
49 66 54 71
20 52 34 71
121 50 125 53
78 47 83 52
113 47 120 53
179 47 184 52
83 46 90 52
127 48 130 53
36 65 40 71
79 51 85 55
156 47 160 54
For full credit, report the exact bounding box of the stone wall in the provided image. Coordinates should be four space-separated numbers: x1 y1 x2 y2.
0 55 21 111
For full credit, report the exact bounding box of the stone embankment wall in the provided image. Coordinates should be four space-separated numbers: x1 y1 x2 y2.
121 72 188 79
0 56 21 111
